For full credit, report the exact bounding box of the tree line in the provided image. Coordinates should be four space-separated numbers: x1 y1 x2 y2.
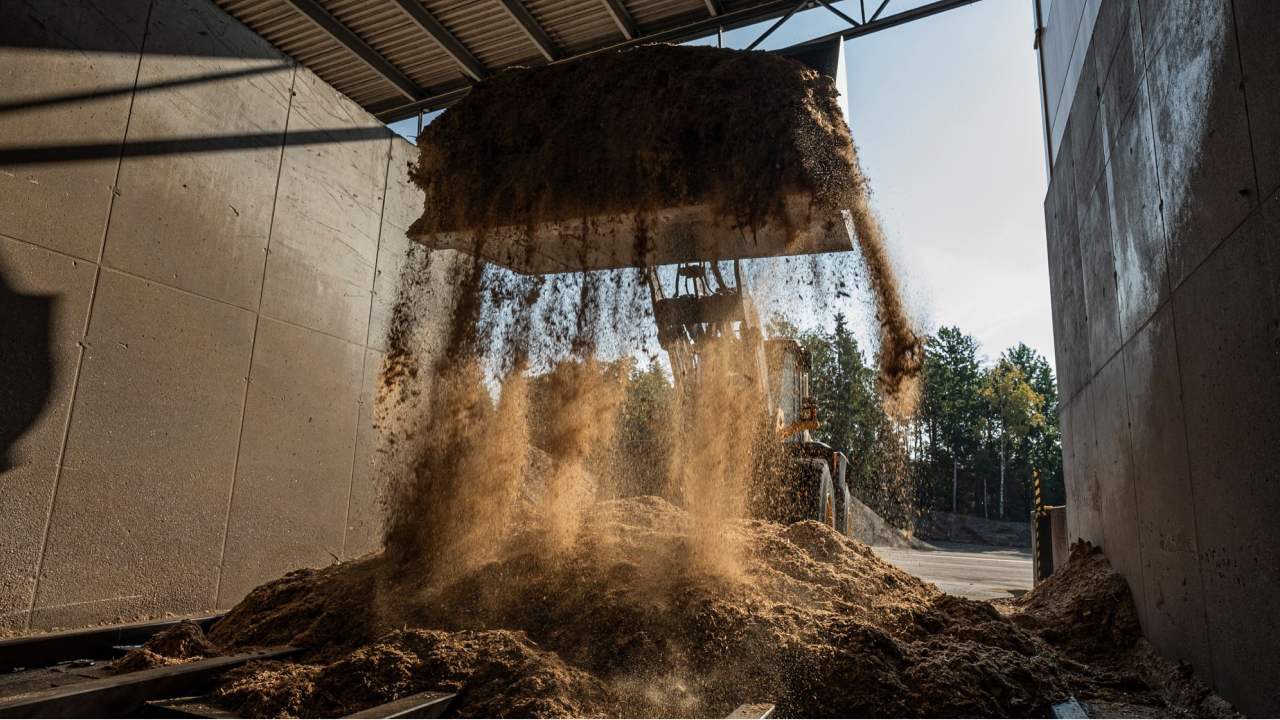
610 313 1064 525
797 315 1064 523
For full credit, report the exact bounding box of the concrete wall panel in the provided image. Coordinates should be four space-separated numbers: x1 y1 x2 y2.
1093 0 1142 158
1058 395 1080 544
1173 198 1280 711
217 318 365 606
1146 0 1256 289
1108 81 1168 341
344 347 385 560
1067 384 1106 546
1090 352 1146 628
0 237 95 630
1044 131 1090 402
382 139 424 237
1068 46 1104 201
2 0 425 630
1122 302 1211 678
1045 0 1280 712
0 0 149 260
101 0 294 310
1233 0 1280 198
259 69 390 345
31 270 255 629
368 223 409 353
1043 173 1069 401
1076 172 1121 374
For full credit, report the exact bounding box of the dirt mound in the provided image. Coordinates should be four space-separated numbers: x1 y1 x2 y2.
1002 541 1238 718
1007 541 1140 661
915 511 1031 548
211 631 611 719
111 620 219 674
197 500 1230 718
845 493 930 549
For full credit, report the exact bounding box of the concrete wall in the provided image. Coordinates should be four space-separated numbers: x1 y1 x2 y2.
1038 0 1104 162
0 0 427 631
1041 0 1279 715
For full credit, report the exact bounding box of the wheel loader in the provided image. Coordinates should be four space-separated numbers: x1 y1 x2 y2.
411 37 862 537
645 258 857 538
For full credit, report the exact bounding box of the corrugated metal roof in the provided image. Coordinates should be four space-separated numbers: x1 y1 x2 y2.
214 0 808 122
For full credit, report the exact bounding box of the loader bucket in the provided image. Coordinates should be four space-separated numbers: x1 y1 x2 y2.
429 195 855 275
408 40 861 276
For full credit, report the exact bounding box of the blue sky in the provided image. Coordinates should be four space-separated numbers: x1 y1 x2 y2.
390 0 1055 369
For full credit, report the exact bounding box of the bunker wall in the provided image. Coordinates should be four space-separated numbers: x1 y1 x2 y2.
1041 0 1280 715
0 0 437 632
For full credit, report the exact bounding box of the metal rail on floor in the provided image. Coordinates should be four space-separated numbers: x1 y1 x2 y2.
727 702 775 718
0 647 298 719
0 615 224 673
343 690 458 719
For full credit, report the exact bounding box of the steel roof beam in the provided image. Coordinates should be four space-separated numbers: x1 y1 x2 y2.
378 0 987 123
280 0 424 101
797 0 981 46
388 0 491 81
704 0 723 17
600 0 640 39
495 0 561 61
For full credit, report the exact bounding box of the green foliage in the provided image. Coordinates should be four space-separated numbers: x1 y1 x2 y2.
613 360 674 497
612 315 1064 525
999 343 1064 508
918 327 986 514
799 314 912 525
797 320 1064 522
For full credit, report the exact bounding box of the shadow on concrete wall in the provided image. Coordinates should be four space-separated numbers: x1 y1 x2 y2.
0 262 53 473
0 127 393 165
0 62 294 116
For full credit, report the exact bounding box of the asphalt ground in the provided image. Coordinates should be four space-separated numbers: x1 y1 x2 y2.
871 541 1033 600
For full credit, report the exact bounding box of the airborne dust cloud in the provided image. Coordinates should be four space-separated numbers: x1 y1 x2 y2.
134 45 1236 719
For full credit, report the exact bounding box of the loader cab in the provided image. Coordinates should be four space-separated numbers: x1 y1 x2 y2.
764 339 818 441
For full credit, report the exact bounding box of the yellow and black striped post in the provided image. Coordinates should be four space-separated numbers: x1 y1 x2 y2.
1032 469 1052 583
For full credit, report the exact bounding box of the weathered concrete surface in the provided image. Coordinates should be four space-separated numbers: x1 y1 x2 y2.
1043 0 1280 712
1065 384 1106 549
1 0 431 631
1122 304 1212 678
1106 83 1167 342
381 138 426 242
0 0 149 260
216 318 364 606
1090 352 1146 630
1076 172 1121 374
0 237 95 631
1233 0 1279 198
259 69 390 345
1044 129 1089 401
31 270 255 629
1093 0 1142 160
1068 39 1103 201
367 138 426 352
344 347 386 560
101 0 294 310
1172 198 1280 711
1146 0 1256 288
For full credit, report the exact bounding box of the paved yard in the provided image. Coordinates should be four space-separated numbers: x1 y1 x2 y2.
872 541 1033 600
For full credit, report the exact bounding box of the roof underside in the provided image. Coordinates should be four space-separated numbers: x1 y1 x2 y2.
214 0 982 123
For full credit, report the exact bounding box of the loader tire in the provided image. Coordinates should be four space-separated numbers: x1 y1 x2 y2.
775 458 835 527
840 483 854 539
